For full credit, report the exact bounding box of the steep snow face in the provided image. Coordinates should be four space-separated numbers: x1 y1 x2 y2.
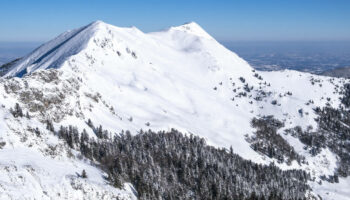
4 21 103 77
2 21 350 199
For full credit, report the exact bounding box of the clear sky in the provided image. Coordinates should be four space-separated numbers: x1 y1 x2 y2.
0 0 349 42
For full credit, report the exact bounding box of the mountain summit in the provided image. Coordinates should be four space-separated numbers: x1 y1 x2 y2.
169 22 214 39
5 20 109 77
5 20 234 78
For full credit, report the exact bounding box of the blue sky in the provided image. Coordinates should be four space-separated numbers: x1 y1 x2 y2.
0 0 349 42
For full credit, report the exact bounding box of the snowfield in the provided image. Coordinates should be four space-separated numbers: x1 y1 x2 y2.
0 20 350 199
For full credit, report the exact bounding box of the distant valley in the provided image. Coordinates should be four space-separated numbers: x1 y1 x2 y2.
224 41 350 74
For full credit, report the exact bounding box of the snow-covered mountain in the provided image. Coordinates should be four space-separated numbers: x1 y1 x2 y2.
1 21 350 199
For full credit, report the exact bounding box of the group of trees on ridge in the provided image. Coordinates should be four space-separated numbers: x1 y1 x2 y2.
48 120 309 200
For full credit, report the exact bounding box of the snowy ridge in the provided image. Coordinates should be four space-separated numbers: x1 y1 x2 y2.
1 21 350 199
168 22 214 40
5 21 102 77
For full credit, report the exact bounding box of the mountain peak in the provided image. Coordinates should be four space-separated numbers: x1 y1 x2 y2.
4 21 107 77
87 20 109 29
90 20 105 25
170 22 213 39
3 21 226 78
182 21 201 27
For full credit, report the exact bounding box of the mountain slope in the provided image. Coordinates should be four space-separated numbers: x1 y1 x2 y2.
1 21 350 199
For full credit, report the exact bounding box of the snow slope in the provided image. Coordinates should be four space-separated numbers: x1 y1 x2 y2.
0 97 136 199
1 21 350 199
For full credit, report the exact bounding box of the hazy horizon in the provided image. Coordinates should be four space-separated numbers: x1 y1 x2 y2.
1 0 350 42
